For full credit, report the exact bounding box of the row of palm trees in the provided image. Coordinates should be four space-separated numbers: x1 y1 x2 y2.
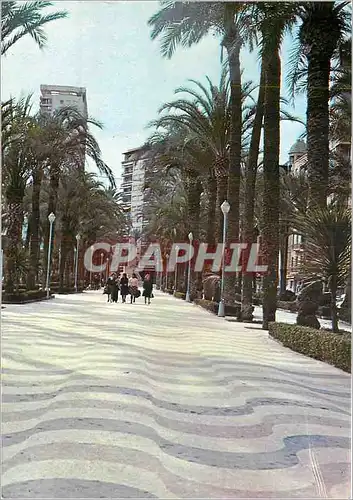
1 1 129 295
141 1 351 329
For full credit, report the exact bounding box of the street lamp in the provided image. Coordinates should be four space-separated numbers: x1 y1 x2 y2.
185 232 193 302
218 200 230 317
165 253 169 291
45 212 56 298
174 245 179 294
74 234 81 292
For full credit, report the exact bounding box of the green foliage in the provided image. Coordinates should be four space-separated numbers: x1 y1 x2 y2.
269 322 351 373
1 1 68 55
174 291 186 300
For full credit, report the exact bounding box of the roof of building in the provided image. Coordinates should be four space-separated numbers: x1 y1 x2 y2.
289 139 307 155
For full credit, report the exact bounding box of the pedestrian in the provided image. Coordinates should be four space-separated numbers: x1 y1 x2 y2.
119 273 129 303
142 273 153 305
129 273 139 303
111 273 119 303
105 274 115 303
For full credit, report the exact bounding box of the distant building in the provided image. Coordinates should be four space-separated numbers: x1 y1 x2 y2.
40 85 88 117
120 146 154 276
40 85 88 170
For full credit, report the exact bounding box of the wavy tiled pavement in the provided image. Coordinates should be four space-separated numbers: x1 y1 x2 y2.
1 291 351 498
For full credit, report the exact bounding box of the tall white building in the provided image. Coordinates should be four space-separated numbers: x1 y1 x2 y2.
121 146 149 236
40 85 88 117
40 85 88 169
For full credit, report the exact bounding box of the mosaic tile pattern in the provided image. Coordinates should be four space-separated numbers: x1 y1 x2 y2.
1 291 351 498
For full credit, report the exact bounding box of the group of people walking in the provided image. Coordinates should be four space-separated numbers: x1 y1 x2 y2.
104 273 153 304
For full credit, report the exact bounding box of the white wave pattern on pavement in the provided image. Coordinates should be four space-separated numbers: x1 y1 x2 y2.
1 291 351 499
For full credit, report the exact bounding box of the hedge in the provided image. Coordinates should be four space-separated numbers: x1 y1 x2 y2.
3 290 53 303
174 291 186 300
194 299 240 317
268 322 351 373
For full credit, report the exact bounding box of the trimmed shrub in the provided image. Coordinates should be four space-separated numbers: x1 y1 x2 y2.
3 290 52 303
194 299 240 317
277 300 298 313
174 292 186 300
268 322 351 373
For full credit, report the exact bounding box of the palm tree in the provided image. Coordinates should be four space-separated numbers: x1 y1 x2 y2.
1 1 68 55
148 1 255 303
297 1 350 208
254 2 298 329
2 96 33 292
294 203 351 332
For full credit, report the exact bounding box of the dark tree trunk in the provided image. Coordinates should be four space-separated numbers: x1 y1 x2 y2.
27 169 43 290
306 51 330 209
279 224 289 295
241 62 265 321
223 22 242 306
206 174 216 246
215 173 229 244
43 167 60 286
330 274 339 332
4 196 24 293
262 49 281 329
186 172 202 299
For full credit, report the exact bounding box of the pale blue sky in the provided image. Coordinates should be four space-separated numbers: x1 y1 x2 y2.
2 1 306 185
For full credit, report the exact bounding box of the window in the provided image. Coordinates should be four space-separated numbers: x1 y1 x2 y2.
60 100 64 104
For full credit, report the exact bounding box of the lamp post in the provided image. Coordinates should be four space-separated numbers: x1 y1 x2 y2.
186 232 193 302
74 234 81 292
218 200 230 317
89 246 93 288
45 212 56 299
174 245 179 294
165 253 169 291
106 257 109 281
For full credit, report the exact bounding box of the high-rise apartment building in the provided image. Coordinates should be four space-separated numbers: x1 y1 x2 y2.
40 85 88 117
40 85 88 170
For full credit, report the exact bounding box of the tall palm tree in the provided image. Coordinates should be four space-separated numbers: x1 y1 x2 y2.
1 1 68 55
254 2 298 328
297 1 350 208
2 96 33 292
148 1 254 303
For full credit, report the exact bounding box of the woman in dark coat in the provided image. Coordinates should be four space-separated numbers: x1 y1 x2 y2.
110 274 119 303
105 275 115 303
119 273 129 303
142 273 153 305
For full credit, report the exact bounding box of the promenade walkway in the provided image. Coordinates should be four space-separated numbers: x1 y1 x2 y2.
2 290 351 498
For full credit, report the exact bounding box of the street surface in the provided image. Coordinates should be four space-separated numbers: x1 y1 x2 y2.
2 290 351 498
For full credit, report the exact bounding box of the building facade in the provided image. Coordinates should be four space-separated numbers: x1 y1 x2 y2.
40 85 88 117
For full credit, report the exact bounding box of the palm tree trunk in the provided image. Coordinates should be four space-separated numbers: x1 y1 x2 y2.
330 274 339 332
307 50 330 208
215 173 229 243
279 224 289 295
262 49 281 329
43 167 60 285
206 174 216 246
241 62 265 321
4 197 24 293
186 172 202 299
224 34 242 305
27 169 42 290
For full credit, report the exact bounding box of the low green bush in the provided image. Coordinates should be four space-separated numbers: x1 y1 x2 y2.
194 299 240 317
3 290 51 303
268 322 351 373
174 291 186 300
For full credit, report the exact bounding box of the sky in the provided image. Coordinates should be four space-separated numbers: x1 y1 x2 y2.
2 1 306 187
